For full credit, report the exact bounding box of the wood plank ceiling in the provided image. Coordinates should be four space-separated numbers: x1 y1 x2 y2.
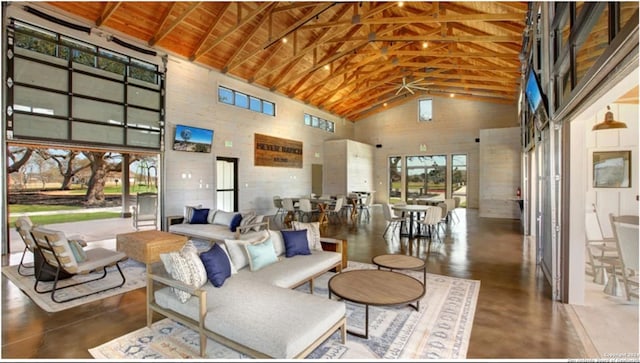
44 1 529 122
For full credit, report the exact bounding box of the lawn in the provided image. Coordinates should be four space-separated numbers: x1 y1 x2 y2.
8 212 122 227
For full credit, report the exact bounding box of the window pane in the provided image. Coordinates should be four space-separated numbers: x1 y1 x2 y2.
74 73 123 102
235 92 248 108
14 86 68 116
419 99 432 122
72 98 123 124
575 4 608 85
304 113 311 125
263 101 274 116
127 128 160 148
129 58 158 84
249 96 261 112
327 121 334 133
389 156 402 203
73 121 124 144
127 85 160 109
311 116 319 127
13 114 68 139
97 49 126 76
14 58 68 91
127 108 161 130
218 86 233 104
451 154 467 208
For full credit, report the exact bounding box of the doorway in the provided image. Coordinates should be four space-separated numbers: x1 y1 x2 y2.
312 164 323 196
216 157 238 212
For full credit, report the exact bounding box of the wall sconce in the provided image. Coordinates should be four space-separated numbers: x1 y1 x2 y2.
592 105 627 131
181 172 192 179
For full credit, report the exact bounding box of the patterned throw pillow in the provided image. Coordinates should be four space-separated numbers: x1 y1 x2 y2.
239 213 258 233
291 221 323 251
159 241 207 303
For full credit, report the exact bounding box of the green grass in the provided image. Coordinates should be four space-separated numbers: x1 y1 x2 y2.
9 204 82 213
67 185 158 195
8 212 121 227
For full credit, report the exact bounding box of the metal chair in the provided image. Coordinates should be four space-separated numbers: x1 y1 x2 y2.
382 203 404 237
131 192 158 230
326 196 345 224
273 195 284 221
298 198 319 222
30 226 127 303
15 216 37 276
585 204 619 285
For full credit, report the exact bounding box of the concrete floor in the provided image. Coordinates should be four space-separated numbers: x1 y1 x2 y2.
2 206 632 359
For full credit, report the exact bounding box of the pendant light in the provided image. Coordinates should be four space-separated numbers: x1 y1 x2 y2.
592 105 627 131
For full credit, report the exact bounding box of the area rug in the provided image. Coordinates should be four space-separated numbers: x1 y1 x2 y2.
2 258 146 313
89 261 480 359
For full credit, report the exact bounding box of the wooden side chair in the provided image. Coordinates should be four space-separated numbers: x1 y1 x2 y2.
30 226 128 303
131 192 158 230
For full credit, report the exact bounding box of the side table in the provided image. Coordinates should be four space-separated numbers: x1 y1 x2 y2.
116 230 188 271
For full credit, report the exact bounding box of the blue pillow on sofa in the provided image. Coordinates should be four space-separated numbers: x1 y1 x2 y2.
229 213 243 232
281 229 311 258
189 208 210 224
199 244 231 287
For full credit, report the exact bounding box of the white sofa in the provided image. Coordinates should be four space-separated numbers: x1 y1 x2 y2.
147 230 347 359
167 207 268 243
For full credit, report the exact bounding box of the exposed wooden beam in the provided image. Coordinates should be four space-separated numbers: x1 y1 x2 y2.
188 2 231 61
96 2 121 27
149 2 201 46
222 4 275 73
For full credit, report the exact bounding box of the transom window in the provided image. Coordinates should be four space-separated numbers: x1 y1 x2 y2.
418 99 433 122
217 86 275 116
303 113 334 133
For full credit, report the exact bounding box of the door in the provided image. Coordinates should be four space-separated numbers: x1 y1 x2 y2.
312 164 323 196
216 157 238 212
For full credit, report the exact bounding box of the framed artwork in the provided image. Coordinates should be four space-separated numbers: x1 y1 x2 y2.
593 151 631 188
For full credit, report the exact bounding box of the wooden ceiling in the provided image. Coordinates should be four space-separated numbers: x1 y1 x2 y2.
43 1 529 122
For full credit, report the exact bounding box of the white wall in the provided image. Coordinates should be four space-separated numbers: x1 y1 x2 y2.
479 127 522 218
164 56 354 219
354 96 519 207
322 139 374 195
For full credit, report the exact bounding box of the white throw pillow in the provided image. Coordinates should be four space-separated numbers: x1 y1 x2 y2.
291 221 323 251
183 205 202 224
213 210 237 226
224 231 269 270
269 229 285 256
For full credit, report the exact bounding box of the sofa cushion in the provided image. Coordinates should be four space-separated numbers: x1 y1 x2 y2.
154 276 346 358
244 237 278 271
189 208 210 224
183 205 202 223
200 244 232 287
291 221 322 251
169 223 266 243
269 230 285 256
281 229 311 258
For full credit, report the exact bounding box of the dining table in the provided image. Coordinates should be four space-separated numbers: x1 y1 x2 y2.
275 196 335 225
391 204 435 238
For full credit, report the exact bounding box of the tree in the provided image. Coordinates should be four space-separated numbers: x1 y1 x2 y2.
39 149 91 190
83 151 123 205
7 147 34 189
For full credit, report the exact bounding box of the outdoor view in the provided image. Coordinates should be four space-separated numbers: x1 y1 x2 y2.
7 146 158 230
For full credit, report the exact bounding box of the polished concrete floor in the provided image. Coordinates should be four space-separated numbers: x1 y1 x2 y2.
1 207 588 359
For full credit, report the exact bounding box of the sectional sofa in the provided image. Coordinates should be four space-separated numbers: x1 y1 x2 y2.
147 228 347 358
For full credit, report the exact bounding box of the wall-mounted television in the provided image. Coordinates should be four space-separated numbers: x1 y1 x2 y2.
173 124 213 153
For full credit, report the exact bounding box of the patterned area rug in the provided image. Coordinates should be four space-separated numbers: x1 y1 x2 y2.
89 261 480 359
2 258 146 313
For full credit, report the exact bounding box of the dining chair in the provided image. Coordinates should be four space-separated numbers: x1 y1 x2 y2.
610 214 639 301
382 203 404 237
437 202 448 234
273 196 284 221
360 194 374 222
444 198 458 223
585 204 619 284
282 198 298 222
326 196 344 224
297 198 318 222
417 206 442 243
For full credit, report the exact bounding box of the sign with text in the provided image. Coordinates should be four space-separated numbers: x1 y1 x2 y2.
254 133 303 168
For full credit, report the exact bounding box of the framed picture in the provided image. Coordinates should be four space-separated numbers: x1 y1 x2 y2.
593 151 631 188
173 124 214 153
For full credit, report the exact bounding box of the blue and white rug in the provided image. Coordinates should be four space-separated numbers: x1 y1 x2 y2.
89 261 480 359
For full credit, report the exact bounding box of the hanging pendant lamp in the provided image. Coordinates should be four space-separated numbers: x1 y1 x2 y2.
592 105 627 131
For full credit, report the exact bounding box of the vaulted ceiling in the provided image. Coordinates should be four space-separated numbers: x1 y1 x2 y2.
43 1 529 122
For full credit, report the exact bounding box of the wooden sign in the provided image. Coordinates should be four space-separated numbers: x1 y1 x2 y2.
254 133 303 168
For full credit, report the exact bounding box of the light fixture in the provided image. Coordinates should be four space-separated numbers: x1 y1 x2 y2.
592 105 627 131
281 37 288 44
422 41 428 49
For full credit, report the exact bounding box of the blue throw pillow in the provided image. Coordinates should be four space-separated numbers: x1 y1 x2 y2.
281 229 311 258
190 208 210 224
199 244 231 287
229 213 243 232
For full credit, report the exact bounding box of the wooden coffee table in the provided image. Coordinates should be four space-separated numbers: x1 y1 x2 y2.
116 230 187 271
328 269 424 339
372 254 427 286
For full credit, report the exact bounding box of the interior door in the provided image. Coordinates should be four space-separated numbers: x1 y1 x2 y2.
216 157 238 212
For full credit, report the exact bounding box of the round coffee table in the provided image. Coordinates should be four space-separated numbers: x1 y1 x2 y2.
372 254 426 286
328 269 424 339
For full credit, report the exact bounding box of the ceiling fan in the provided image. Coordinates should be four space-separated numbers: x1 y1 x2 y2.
389 76 434 95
